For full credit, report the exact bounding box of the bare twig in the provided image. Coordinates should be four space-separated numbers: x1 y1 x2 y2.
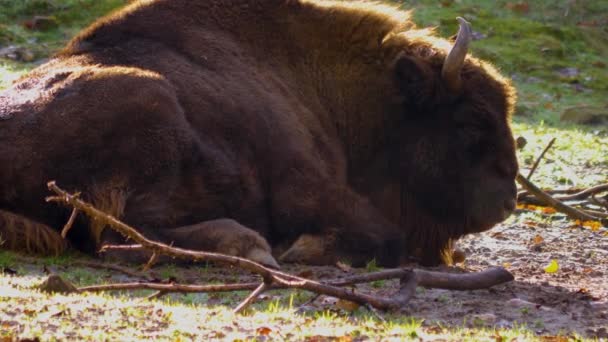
61 207 79 238
100 244 144 252
144 252 159 271
590 193 608 210
47 181 515 312
234 282 269 314
555 184 608 202
527 137 556 180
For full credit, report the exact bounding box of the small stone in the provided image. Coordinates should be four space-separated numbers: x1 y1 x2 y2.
515 136 527 150
38 274 78 294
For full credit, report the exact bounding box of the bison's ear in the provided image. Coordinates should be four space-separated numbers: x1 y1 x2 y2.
393 55 436 107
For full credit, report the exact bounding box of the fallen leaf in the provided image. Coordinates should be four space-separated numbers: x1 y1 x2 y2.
336 299 360 311
502 262 511 268
544 259 559 274
532 235 544 245
582 220 602 231
209 331 225 339
23 309 36 316
256 326 272 336
582 267 594 274
541 207 556 214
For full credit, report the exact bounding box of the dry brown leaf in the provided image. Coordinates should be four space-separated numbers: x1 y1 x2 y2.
533 234 544 245
336 299 360 311
256 326 272 336
490 231 505 239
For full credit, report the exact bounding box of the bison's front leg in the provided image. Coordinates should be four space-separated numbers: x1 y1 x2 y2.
101 218 279 268
273 181 404 267
159 219 279 268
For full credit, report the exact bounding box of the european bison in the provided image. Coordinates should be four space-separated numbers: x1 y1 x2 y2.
0 0 517 267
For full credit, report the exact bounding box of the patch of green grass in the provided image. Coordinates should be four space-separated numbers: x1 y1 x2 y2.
0 250 15 268
0 0 125 84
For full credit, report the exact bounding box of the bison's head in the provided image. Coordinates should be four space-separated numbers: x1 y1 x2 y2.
393 18 518 265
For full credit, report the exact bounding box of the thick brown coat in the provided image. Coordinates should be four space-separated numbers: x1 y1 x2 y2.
0 0 517 266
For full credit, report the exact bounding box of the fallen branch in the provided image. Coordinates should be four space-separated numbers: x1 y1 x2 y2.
80 281 261 293
47 181 514 312
78 267 512 294
516 174 607 225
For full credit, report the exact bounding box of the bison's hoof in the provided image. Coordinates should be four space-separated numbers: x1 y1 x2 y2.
278 234 327 265
246 248 280 269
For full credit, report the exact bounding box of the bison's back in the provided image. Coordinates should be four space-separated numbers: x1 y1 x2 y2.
0 58 201 226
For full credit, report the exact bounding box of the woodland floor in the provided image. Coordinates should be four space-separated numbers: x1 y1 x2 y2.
1 215 607 340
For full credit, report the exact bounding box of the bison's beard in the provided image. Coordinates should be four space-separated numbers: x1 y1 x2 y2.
399 184 470 266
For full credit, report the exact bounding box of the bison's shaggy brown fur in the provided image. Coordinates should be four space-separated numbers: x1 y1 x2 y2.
0 0 517 266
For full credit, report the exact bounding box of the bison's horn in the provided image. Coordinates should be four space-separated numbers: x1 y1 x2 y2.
441 17 472 92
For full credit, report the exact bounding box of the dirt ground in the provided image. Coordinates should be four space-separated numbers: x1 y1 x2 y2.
408 218 608 338
1 215 606 340
291 217 608 338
